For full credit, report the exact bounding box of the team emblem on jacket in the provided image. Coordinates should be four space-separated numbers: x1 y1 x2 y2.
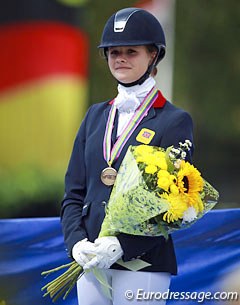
136 128 155 144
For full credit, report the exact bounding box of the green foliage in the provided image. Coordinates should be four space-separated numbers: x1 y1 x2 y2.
56 0 89 6
174 0 239 137
173 0 240 206
0 166 63 218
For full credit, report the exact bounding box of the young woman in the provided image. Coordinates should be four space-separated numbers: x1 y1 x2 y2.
61 7 194 305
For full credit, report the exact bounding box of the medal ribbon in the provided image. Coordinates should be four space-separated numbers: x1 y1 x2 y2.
103 87 158 166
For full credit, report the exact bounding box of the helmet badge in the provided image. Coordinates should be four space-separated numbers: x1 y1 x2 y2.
114 8 140 32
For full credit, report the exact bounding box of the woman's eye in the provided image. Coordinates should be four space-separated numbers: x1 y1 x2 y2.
108 48 137 57
109 50 119 56
128 49 136 54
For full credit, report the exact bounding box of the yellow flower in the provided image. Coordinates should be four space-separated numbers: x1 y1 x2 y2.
169 174 177 183
142 154 155 165
162 193 189 223
157 170 171 191
136 156 145 163
134 145 156 166
158 158 168 170
177 160 203 198
157 177 171 191
192 193 204 213
135 145 154 156
145 164 158 174
173 161 204 211
154 151 166 159
157 169 170 178
169 184 179 195
148 155 159 166
153 151 168 169
134 146 168 169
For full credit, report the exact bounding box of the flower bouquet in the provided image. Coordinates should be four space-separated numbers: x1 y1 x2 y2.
41 140 219 301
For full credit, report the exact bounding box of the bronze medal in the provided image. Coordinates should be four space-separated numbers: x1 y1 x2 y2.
101 167 117 186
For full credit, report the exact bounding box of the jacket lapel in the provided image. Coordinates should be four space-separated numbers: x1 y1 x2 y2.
111 112 118 144
103 103 111 122
138 107 156 125
103 103 119 144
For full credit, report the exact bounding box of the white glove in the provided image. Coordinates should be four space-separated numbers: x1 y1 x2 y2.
83 236 123 270
72 238 97 267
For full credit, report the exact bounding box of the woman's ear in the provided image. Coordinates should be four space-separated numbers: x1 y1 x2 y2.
151 51 157 60
149 51 157 65
151 67 158 77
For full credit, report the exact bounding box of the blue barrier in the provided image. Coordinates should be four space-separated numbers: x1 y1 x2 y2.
0 209 239 305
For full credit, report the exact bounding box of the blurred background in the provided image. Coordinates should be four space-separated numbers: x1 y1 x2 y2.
0 0 239 218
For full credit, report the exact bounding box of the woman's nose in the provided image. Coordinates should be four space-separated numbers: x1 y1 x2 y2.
116 53 127 62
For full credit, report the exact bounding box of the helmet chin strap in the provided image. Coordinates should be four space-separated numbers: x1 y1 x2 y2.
117 67 151 87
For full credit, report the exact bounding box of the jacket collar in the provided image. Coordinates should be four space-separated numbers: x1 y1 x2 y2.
108 90 166 108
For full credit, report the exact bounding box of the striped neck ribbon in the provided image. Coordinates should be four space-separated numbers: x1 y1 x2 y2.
103 87 158 166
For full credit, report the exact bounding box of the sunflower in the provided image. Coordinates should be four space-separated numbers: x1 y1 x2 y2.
177 161 204 207
192 193 204 213
162 193 189 223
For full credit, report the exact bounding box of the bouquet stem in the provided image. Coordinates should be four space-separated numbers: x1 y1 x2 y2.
41 261 82 302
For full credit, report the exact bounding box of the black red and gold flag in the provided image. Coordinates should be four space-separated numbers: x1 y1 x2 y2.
0 0 89 171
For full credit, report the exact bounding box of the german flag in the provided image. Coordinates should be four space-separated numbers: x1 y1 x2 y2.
0 0 89 172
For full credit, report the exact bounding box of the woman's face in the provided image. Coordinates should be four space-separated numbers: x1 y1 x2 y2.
107 45 156 84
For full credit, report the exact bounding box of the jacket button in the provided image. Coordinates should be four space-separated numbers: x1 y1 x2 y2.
101 201 107 206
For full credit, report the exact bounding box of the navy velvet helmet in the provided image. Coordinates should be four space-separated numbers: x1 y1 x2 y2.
98 7 166 86
98 7 166 65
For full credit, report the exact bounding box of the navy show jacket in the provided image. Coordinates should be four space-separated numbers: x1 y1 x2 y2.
61 91 194 275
